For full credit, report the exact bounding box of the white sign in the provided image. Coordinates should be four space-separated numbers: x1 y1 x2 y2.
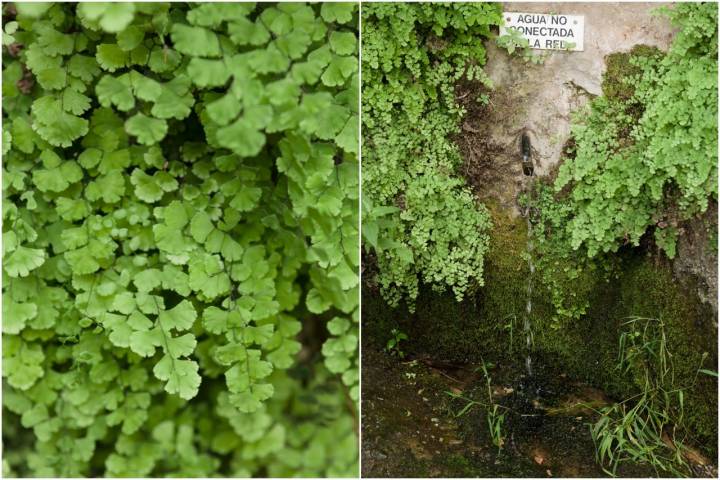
500 12 585 51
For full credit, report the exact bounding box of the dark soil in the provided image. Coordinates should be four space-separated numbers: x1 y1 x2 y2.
362 346 546 478
361 344 714 478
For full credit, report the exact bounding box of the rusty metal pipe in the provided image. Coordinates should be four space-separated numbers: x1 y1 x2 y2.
521 133 534 176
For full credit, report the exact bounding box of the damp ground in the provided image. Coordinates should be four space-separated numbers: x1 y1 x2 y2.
361 345 714 478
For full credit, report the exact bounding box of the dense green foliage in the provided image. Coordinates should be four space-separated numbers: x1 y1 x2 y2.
534 2 718 321
556 2 717 257
2 2 358 476
362 3 500 306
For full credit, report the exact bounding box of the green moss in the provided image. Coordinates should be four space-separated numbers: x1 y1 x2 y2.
477 202 535 355
611 257 717 453
602 45 662 102
361 283 506 364
443 454 473 475
363 229 717 457
360 285 400 352
533 253 717 456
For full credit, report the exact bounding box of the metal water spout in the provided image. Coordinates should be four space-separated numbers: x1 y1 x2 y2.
521 133 533 176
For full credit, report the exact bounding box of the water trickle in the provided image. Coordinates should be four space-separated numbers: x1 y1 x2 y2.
524 215 534 376
521 132 535 376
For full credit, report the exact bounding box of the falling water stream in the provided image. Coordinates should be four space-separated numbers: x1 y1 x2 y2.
521 133 534 376
524 215 534 376
524 207 534 376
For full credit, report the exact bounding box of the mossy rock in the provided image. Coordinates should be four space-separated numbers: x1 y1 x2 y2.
361 281 507 363
602 44 663 102
613 256 717 451
362 205 718 456
362 202 550 364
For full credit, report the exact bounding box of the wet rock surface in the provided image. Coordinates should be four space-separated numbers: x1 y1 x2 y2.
361 346 673 478
361 347 482 478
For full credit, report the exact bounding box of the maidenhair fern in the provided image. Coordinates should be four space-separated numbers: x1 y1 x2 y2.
534 3 717 322
2 2 358 477
548 3 717 259
361 3 499 306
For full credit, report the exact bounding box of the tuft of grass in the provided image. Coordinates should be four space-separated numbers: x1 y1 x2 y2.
479 361 506 452
445 391 482 418
590 316 708 477
446 360 506 452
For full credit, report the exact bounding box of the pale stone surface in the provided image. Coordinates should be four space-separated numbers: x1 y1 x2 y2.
463 2 675 212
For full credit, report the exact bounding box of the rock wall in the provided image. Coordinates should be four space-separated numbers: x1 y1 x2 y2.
674 201 719 316
460 2 675 214
461 2 718 314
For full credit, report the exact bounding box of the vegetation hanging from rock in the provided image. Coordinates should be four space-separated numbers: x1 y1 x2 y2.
534 2 718 322
361 3 501 306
